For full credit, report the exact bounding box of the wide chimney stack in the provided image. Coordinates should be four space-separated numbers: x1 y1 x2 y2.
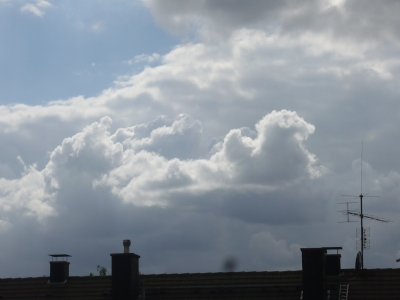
301 247 342 300
49 254 71 283
111 239 141 300
301 248 326 300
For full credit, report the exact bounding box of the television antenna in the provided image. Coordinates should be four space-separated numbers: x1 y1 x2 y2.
338 142 391 269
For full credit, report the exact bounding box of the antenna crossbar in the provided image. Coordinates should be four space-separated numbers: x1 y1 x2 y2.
363 214 391 223
338 221 358 223
342 209 390 222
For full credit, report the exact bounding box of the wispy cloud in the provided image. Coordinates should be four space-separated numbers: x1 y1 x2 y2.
125 53 161 65
36 0 51 8
20 0 52 17
90 21 104 33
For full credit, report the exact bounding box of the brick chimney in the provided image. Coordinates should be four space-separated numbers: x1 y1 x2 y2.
325 253 341 276
301 247 342 300
110 240 141 300
48 254 71 283
301 248 327 300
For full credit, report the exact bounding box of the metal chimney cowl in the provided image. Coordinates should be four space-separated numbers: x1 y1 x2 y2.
123 239 131 253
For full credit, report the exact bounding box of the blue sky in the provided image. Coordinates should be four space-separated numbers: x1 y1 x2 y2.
0 0 178 105
1 0 400 277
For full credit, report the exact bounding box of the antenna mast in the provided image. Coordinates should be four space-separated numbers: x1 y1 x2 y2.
339 142 390 269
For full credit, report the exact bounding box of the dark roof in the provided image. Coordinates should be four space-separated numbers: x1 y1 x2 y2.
0 276 111 300
1 268 400 300
141 270 303 299
329 268 400 300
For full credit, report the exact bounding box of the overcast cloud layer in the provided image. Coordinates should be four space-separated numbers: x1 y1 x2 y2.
1 0 400 277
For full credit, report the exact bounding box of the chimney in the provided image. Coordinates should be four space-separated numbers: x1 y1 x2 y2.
301 247 342 300
110 239 141 300
48 254 71 283
319 247 342 277
325 254 341 276
301 248 327 300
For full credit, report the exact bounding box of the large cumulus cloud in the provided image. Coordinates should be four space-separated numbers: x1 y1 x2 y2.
0 110 321 218
94 110 322 206
0 110 329 276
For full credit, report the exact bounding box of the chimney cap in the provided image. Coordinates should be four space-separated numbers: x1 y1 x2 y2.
321 247 342 250
49 254 71 262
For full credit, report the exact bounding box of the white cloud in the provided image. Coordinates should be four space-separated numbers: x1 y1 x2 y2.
0 110 321 224
94 110 322 206
127 53 161 64
36 0 51 8
21 3 44 17
0 164 55 222
20 0 52 17
112 114 202 160
90 21 104 33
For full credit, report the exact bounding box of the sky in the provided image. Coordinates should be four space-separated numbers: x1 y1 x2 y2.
1 0 400 277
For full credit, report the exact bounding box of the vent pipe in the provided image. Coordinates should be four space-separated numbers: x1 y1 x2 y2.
123 239 131 253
